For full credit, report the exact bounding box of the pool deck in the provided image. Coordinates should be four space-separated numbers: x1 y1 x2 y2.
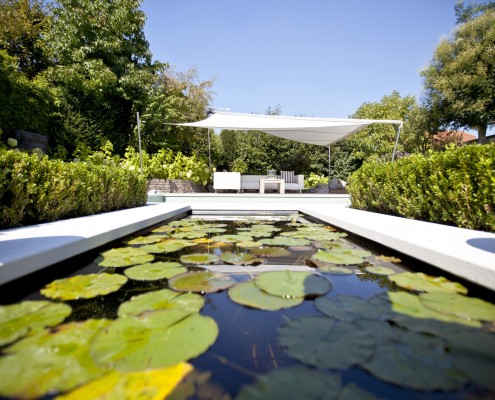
1 193 495 291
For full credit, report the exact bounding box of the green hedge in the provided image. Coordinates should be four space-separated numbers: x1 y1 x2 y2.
347 144 495 232
0 149 148 228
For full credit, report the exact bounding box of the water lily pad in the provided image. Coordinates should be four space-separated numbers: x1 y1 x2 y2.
126 236 164 245
171 231 208 239
118 288 204 317
338 383 380 400
210 234 253 243
364 266 396 276
220 252 264 266
311 248 370 265
98 247 154 267
250 247 291 258
180 253 220 265
375 255 402 263
419 292 495 322
254 271 331 298
151 226 175 233
236 366 341 400
387 291 481 330
41 273 128 300
258 236 311 247
362 337 467 391
236 241 260 248
0 301 72 346
315 295 390 322
141 239 195 254
389 272 468 294
56 362 193 400
228 281 304 311
124 262 187 281
0 319 109 399
316 265 354 275
168 271 236 293
91 309 218 371
278 316 374 369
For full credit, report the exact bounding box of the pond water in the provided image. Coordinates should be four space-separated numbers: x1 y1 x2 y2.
0 212 494 400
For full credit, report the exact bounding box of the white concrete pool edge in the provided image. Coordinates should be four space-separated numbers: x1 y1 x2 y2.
0 202 494 290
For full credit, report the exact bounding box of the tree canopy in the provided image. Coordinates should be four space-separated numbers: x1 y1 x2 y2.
421 9 495 142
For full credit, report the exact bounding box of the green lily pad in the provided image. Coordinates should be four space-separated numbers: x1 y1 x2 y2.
420 292 495 322
0 319 109 399
337 383 380 400
362 337 467 391
200 227 227 234
316 265 354 275
124 262 187 281
180 253 220 265
258 236 311 247
98 247 154 267
278 316 374 369
236 366 341 400
387 291 482 330
141 239 196 254
236 241 260 248
250 247 291 258
126 236 164 245
168 271 236 293
220 252 264 266
151 226 175 233
389 272 468 294
0 301 72 347
210 234 254 243
118 288 204 317
254 271 331 298
228 281 304 311
315 294 390 322
311 248 370 266
364 266 396 276
91 309 218 371
41 273 128 300
171 231 207 239
56 362 193 400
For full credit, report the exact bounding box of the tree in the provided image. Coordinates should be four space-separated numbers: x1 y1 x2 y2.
43 0 161 154
0 0 51 78
421 10 495 143
454 0 495 24
334 91 416 166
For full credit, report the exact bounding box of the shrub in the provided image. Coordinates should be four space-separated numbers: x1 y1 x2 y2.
304 173 328 189
0 149 147 228
347 144 495 232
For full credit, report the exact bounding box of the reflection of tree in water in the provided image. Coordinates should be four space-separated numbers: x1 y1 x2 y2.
355 263 399 291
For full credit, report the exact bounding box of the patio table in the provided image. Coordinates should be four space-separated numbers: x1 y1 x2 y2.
259 178 285 194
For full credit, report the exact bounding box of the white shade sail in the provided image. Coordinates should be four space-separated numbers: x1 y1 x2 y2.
171 111 403 147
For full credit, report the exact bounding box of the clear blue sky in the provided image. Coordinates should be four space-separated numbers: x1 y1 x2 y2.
140 0 474 119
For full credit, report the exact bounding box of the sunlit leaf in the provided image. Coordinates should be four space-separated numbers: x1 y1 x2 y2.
126 236 164 245
258 237 311 246
210 234 254 243
278 316 374 369
141 239 196 254
364 266 396 276
249 247 291 258
171 231 207 240
420 292 495 321
0 319 109 399
254 271 331 298
98 247 154 267
389 272 468 294
0 301 72 347
236 241 260 249
56 362 193 400
118 289 204 317
41 273 128 300
220 252 264 266
375 255 401 263
180 253 220 265
228 281 303 311
124 262 187 281
91 309 218 371
168 271 236 293
316 265 354 275
311 248 370 266
236 366 341 400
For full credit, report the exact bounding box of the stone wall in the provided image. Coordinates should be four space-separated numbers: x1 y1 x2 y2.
147 179 207 193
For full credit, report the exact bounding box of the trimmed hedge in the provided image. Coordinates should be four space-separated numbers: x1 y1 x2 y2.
347 144 495 232
0 149 148 228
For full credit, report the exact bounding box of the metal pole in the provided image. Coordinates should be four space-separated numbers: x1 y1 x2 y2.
137 112 143 173
208 128 212 175
392 122 403 161
328 145 331 187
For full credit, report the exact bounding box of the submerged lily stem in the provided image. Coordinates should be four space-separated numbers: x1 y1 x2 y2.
208 352 257 378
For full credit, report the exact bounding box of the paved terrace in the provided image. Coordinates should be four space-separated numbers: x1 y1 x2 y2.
1 193 494 291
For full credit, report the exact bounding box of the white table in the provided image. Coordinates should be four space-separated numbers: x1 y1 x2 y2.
259 178 285 194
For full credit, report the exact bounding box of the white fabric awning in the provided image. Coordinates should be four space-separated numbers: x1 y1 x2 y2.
171 111 403 147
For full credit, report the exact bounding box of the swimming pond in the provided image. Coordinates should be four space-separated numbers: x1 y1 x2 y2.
0 212 494 399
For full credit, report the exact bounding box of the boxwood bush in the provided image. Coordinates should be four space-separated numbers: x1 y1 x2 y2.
347 144 495 232
0 149 148 228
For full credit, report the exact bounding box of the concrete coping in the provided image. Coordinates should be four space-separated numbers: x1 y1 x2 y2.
0 202 494 291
